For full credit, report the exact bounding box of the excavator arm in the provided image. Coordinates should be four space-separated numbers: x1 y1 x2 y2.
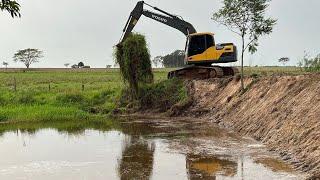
119 1 197 44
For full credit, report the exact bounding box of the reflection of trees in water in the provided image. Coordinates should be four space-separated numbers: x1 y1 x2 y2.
186 154 237 180
119 121 160 137
0 120 117 138
118 135 155 180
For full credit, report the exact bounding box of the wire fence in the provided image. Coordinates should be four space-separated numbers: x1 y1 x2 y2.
1 77 91 93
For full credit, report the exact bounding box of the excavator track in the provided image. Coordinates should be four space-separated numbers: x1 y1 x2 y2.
168 66 239 79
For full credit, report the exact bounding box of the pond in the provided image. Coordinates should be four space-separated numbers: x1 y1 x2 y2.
0 117 304 180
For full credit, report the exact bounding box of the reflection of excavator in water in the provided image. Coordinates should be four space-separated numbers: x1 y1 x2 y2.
186 154 237 179
118 1 239 79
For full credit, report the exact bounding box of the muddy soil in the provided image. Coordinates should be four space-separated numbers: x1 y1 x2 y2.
171 74 320 179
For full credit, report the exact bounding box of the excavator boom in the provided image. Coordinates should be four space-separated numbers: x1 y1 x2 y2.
119 1 196 44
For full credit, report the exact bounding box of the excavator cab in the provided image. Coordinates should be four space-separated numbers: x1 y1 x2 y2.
186 33 238 66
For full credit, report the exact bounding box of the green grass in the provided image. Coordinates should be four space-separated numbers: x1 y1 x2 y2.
0 67 308 123
0 69 169 123
0 105 90 122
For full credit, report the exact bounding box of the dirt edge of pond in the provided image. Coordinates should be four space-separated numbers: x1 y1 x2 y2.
167 74 320 179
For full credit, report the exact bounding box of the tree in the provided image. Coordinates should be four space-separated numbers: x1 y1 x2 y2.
2 61 8 69
64 63 70 68
161 50 185 68
0 0 21 18
71 64 79 68
13 48 44 68
78 62 84 68
212 0 277 90
152 56 163 68
278 57 290 66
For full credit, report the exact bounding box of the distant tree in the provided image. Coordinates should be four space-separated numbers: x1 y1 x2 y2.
161 50 185 68
0 0 21 18
13 48 44 68
78 62 84 68
106 65 112 68
278 57 290 66
212 0 277 90
2 61 8 69
152 56 163 68
64 63 70 68
71 64 79 68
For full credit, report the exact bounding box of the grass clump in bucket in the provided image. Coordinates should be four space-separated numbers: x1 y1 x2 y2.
115 33 154 100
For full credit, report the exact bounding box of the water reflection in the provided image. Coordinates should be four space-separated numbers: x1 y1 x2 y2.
118 136 155 180
0 119 304 180
116 137 240 180
186 155 237 180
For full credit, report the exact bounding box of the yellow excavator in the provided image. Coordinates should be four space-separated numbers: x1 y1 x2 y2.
119 1 239 79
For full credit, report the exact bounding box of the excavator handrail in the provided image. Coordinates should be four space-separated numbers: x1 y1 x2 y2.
119 1 197 44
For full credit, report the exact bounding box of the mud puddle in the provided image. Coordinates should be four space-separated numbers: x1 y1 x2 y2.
0 117 305 179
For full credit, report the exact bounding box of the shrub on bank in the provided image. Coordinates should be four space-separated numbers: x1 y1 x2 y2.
299 53 320 72
118 78 188 112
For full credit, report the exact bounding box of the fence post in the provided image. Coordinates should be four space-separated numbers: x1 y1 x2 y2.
49 82 51 91
82 82 85 91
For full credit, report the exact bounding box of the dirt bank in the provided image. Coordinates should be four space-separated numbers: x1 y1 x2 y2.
177 74 320 178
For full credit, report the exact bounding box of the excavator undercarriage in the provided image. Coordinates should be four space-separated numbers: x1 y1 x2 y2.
168 66 239 79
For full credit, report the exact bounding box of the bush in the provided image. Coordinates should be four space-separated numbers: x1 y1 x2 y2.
115 33 154 100
119 78 188 112
0 114 8 122
90 90 114 105
299 53 320 72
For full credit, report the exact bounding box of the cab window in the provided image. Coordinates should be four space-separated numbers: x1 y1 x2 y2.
205 34 214 48
188 35 206 56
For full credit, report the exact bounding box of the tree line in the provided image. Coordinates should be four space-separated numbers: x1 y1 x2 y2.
152 50 185 68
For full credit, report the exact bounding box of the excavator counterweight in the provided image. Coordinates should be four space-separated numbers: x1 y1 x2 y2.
118 1 239 79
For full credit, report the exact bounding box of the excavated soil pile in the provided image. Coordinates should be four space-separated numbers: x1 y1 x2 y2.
183 74 320 178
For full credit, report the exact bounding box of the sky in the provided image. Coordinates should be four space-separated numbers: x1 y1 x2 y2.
0 0 319 68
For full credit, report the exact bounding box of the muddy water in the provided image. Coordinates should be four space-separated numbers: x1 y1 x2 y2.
0 118 304 180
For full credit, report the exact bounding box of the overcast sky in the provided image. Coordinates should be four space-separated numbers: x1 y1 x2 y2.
0 0 319 68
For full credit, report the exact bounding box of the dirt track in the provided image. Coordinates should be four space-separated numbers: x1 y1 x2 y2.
176 74 320 179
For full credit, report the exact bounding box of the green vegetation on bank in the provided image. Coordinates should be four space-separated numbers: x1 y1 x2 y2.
114 33 188 113
0 69 171 123
119 78 188 112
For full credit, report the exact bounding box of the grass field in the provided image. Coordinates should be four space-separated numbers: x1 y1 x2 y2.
0 67 306 123
0 69 170 123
